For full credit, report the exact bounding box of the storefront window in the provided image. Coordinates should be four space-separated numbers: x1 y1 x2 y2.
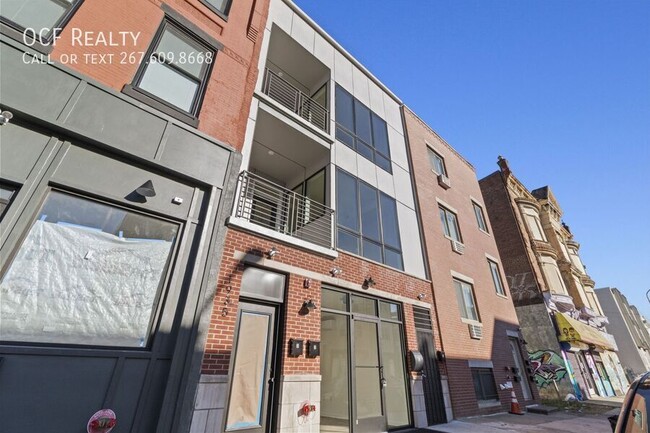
0 191 178 347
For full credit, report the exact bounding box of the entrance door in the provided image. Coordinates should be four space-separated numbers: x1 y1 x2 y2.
224 302 278 432
576 351 596 397
509 338 533 400
353 318 386 433
416 330 447 424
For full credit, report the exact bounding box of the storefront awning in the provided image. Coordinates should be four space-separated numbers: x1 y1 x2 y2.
555 312 617 351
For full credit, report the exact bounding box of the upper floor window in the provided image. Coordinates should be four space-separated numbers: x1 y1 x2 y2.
0 183 18 220
439 205 462 242
1 0 82 43
427 147 447 176
488 259 506 296
336 169 402 270
540 256 568 295
200 0 232 17
454 278 479 322
129 20 215 120
335 85 392 173
473 202 488 233
521 205 546 241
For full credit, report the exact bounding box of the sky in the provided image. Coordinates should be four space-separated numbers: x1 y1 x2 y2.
294 0 650 319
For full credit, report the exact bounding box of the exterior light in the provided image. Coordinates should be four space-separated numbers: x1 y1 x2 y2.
303 299 316 311
136 180 156 197
0 111 13 126
363 277 375 289
267 246 279 259
330 267 342 277
417 293 426 300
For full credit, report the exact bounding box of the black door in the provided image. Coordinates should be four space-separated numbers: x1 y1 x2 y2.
414 307 446 425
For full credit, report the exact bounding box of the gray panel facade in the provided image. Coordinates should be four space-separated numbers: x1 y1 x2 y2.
0 36 239 433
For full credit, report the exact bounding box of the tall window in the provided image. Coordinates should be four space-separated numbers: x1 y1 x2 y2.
336 169 402 270
471 368 498 402
454 279 479 322
473 202 488 233
439 205 462 242
540 256 568 295
521 205 546 241
335 85 392 173
488 260 506 296
427 147 447 176
131 20 215 117
1 0 82 42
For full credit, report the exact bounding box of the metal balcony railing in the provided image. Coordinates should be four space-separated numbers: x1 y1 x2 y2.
262 68 329 133
234 171 335 249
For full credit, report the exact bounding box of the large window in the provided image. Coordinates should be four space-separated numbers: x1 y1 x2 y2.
130 20 215 117
0 191 178 347
488 259 506 296
540 255 568 295
336 169 402 270
335 85 392 172
427 147 447 176
439 205 462 242
471 368 499 402
473 202 488 233
1 0 82 43
521 205 546 241
454 279 479 322
0 184 17 220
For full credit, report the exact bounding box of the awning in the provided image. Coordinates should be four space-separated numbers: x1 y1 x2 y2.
555 312 617 351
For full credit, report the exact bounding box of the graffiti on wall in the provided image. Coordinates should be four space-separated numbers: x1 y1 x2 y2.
528 350 567 388
506 272 540 302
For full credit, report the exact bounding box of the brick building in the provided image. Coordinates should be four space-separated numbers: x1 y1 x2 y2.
402 108 538 418
0 0 269 431
480 157 628 400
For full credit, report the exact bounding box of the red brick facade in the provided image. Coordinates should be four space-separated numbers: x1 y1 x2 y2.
403 107 539 417
49 0 269 149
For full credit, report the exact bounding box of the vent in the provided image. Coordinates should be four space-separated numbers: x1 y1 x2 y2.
413 307 433 330
437 174 451 189
468 323 483 339
247 26 259 43
450 239 465 255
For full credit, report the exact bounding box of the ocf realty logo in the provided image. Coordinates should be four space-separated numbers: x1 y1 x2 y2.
22 27 142 47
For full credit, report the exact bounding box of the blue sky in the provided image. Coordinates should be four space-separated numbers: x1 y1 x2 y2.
294 0 650 318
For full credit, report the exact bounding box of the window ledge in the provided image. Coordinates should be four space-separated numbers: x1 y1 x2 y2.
122 84 199 128
495 293 509 300
478 400 501 408
461 318 482 326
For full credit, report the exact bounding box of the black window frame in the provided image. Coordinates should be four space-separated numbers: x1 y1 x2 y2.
0 182 19 220
199 0 232 20
123 17 217 126
335 85 392 173
336 168 403 270
427 146 447 177
488 259 506 296
0 0 84 52
473 201 489 233
439 205 462 242
471 367 499 402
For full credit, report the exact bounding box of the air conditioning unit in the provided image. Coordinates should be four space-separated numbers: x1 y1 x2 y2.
468 323 483 339
450 239 465 254
437 174 451 189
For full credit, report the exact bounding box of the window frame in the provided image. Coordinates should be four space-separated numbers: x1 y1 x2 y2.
488 259 506 297
521 205 546 241
473 201 489 233
335 168 403 270
199 0 232 20
471 367 499 402
123 17 218 126
427 146 447 177
453 278 480 322
0 182 19 221
335 85 392 173
439 205 462 242
0 0 84 51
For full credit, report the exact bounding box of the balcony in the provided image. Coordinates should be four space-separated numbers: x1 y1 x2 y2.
262 68 329 133
233 171 335 250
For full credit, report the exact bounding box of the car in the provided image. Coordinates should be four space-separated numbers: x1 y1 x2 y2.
610 371 650 433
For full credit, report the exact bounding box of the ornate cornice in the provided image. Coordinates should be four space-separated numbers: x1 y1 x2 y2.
532 239 558 259
581 274 595 288
566 239 580 250
514 196 541 211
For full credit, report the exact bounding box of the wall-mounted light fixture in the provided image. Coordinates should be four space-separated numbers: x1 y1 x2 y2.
303 299 316 312
330 267 342 277
135 180 156 197
363 277 375 289
267 246 279 259
417 293 426 301
303 278 311 288
0 110 13 126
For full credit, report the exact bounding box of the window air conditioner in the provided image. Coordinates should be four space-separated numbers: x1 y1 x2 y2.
468 323 483 339
450 239 465 254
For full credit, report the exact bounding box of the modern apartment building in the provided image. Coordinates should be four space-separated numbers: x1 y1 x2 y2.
0 0 269 431
187 1 447 432
596 287 650 380
402 108 538 417
480 157 628 400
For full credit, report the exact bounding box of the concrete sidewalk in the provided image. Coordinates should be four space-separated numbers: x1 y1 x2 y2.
423 411 614 433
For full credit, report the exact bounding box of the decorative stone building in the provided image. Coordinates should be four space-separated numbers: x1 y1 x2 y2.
479 157 628 400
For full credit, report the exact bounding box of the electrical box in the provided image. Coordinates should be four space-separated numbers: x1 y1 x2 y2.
307 340 320 357
289 339 303 357
409 350 425 372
